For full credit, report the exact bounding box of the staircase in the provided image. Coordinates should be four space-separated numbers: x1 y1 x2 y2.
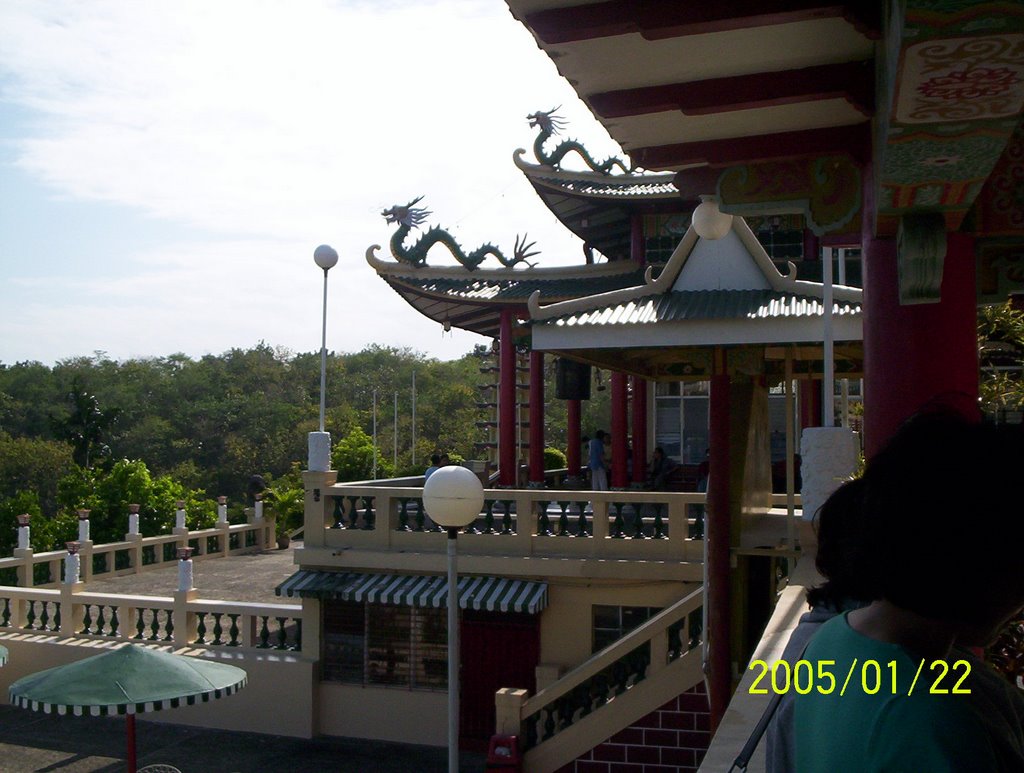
498 587 706 773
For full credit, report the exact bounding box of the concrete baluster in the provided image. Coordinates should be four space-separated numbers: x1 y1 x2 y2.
14 513 34 591
60 541 84 635
174 547 198 648
77 509 93 582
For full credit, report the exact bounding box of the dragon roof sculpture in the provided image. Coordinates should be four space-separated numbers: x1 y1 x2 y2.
372 196 539 271
526 108 635 174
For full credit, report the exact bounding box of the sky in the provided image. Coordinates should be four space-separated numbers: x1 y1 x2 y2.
0 0 627 365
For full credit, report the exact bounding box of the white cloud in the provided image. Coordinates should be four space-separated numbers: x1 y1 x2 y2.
0 0 630 364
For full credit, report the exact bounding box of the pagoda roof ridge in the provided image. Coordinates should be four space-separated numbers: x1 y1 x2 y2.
513 147 676 185
366 244 639 280
529 214 862 322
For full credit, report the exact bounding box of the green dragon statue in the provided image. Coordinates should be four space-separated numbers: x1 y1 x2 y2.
381 197 539 270
528 107 635 174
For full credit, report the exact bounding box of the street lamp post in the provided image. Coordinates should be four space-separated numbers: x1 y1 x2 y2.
422 466 485 773
309 244 339 472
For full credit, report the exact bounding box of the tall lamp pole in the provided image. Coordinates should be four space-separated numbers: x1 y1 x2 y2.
423 466 485 773
309 244 339 472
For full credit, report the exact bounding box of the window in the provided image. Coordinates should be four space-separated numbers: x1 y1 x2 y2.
655 380 710 464
592 605 662 652
323 600 447 690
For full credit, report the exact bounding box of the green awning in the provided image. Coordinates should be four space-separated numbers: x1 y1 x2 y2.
276 571 548 614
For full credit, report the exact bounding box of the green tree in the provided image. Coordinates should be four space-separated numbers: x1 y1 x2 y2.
331 427 395 483
51 378 121 468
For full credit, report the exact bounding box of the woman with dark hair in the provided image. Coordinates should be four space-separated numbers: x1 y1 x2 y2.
792 412 1024 772
766 477 872 772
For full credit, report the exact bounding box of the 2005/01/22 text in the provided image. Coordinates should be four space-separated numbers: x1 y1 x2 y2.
747 658 971 696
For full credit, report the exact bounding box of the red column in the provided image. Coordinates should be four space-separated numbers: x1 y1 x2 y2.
861 232 979 458
567 399 582 480
499 309 517 486
707 351 732 732
631 213 646 266
798 379 821 431
610 372 629 487
528 350 545 485
631 376 648 485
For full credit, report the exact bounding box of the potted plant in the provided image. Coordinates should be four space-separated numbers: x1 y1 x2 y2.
264 468 304 550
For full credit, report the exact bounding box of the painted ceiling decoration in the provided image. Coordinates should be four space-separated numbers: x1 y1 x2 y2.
874 1 1024 235
508 0 1024 250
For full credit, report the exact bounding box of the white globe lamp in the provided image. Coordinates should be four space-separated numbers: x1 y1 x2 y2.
692 195 733 240
423 466 485 528
313 244 339 270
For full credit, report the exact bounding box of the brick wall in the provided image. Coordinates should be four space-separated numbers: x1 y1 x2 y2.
556 683 711 773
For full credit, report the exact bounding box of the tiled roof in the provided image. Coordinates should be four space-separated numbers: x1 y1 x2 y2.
532 173 678 198
389 269 648 301
543 289 862 327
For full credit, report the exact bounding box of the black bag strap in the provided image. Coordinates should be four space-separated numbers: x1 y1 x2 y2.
727 636 812 773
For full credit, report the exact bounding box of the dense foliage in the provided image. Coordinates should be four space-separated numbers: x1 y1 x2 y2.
0 343 612 552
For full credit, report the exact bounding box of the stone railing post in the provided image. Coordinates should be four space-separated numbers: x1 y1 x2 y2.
591 499 610 540
77 509 94 583
60 541 85 636
126 504 143 571
217 495 231 556
174 547 198 648
14 513 34 589
302 470 337 549
649 629 669 676
173 500 189 559
495 688 527 737
301 597 320 660
250 494 266 549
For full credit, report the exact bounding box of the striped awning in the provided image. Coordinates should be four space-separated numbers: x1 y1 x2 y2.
276 571 548 615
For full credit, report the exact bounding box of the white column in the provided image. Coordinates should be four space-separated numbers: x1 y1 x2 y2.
16 514 31 550
175 500 187 531
128 504 140 536
254 495 264 521
77 509 90 543
64 543 81 585
177 547 195 592
217 496 228 525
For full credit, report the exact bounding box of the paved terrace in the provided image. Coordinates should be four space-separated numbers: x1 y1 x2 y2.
0 705 486 772
4 544 487 772
84 543 302 603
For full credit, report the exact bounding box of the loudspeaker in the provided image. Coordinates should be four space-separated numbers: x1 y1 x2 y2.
555 358 591 400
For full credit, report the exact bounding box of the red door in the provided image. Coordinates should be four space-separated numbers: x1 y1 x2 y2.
460 610 540 750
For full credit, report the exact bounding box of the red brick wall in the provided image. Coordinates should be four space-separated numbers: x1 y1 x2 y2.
556 684 710 773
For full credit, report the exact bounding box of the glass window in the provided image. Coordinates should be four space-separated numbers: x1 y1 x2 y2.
655 397 681 458
323 600 447 691
682 399 709 465
592 605 662 652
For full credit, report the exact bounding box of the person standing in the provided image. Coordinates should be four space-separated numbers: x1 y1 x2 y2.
589 430 608 491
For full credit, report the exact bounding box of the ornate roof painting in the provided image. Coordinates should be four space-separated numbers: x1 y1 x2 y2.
507 1 1024 243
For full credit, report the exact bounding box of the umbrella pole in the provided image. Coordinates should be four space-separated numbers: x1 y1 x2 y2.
126 713 137 773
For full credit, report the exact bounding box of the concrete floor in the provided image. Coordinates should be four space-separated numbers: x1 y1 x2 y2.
85 543 302 604
0 705 487 772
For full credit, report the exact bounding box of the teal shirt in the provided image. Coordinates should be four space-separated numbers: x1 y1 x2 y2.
793 613 999 772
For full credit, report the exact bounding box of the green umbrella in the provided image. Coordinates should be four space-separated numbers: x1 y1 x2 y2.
9 643 246 772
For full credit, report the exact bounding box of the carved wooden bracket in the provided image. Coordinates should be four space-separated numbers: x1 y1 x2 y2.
897 213 947 304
